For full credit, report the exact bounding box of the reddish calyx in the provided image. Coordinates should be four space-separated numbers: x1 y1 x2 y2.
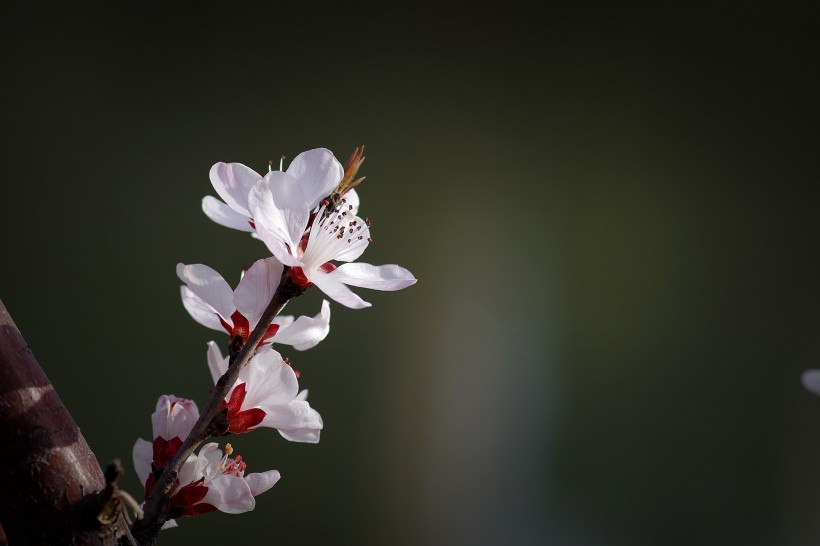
219 382 265 434
170 478 217 518
289 267 312 289
219 311 280 351
152 436 183 469
144 436 184 497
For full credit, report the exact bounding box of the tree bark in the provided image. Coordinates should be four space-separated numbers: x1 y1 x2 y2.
0 298 133 545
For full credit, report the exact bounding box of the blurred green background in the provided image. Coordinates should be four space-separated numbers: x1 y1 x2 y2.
1 3 819 545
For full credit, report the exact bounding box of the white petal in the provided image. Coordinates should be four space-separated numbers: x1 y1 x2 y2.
176 264 236 321
234 257 284 327
195 443 224 482
279 428 322 443
206 341 229 384
802 369 820 396
343 188 360 216
265 170 314 248
202 196 255 232
177 453 200 488
151 395 199 441
180 286 224 332
160 519 179 530
311 271 371 309
273 300 331 350
201 474 255 514
271 314 296 328
248 179 302 266
132 438 153 486
285 148 344 209
261 400 323 443
329 228 370 263
244 470 281 496
300 210 370 267
166 398 200 440
330 263 417 291
240 349 299 408
209 162 262 217
259 230 301 268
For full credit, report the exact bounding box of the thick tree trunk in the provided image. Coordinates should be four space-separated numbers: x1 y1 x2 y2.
0 298 133 545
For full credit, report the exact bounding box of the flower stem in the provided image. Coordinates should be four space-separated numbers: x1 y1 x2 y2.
132 266 301 545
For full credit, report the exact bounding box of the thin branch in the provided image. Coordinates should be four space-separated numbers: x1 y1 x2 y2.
132 266 301 545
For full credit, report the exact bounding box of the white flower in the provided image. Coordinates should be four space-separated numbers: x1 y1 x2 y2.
200 147 415 308
151 395 199 442
133 440 279 519
177 256 331 351
202 148 345 233
207 342 323 442
246 159 416 308
133 395 200 474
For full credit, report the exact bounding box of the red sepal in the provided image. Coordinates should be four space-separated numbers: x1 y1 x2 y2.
171 478 209 515
289 267 312 289
230 311 250 343
261 323 280 344
152 436 183 469
221 383 266 433
183 502 217 517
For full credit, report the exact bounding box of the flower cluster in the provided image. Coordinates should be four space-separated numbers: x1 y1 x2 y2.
132 147 415 536
133 396 280 524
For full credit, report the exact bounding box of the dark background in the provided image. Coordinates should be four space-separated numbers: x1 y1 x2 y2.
2 3 819 545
